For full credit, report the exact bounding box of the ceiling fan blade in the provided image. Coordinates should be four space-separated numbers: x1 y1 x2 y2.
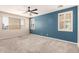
31 11 38 14
31 9 38 11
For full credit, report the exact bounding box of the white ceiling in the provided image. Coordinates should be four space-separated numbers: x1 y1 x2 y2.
0 5 74 17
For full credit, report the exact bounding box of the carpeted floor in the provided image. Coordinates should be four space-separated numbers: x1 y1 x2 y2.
0 34 79 53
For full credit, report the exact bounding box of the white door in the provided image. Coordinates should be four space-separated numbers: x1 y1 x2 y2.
30 18 35 30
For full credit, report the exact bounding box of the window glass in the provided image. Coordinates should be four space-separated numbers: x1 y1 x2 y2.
2 16 9 30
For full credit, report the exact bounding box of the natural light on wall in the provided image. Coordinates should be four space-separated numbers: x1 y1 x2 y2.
2 16 25 31
20 17 25 30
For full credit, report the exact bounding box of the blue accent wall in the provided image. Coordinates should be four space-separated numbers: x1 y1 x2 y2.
31 6 78 43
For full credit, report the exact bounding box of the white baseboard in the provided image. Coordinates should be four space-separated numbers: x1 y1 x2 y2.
31 34 77 45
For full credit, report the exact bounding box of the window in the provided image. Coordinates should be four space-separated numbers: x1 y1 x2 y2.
58 11 73 32
9 17 20 30
1 16 25 31
2 16 9 30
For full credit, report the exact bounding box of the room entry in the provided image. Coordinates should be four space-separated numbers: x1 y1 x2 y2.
30 18 35 30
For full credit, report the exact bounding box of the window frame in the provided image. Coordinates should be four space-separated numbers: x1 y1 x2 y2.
58 11 73 32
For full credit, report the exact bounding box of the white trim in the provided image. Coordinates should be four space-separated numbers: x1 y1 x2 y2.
31 34 77 44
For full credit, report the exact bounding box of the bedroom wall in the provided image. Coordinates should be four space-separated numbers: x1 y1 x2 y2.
0 12 29 39
31 6 78 43
0 11 29 34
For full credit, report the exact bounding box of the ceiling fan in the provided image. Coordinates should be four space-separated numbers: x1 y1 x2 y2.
23 6 38 16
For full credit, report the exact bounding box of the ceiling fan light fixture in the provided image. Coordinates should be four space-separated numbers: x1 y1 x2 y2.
58 5 63 8
23 6 38 16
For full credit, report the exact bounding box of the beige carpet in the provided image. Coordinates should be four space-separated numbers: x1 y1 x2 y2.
0 34 79 53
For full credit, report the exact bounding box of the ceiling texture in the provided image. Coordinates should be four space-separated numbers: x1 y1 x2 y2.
0 5 74 17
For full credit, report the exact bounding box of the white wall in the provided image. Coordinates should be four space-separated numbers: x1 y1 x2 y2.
0 15 2 31
0 11 29 39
